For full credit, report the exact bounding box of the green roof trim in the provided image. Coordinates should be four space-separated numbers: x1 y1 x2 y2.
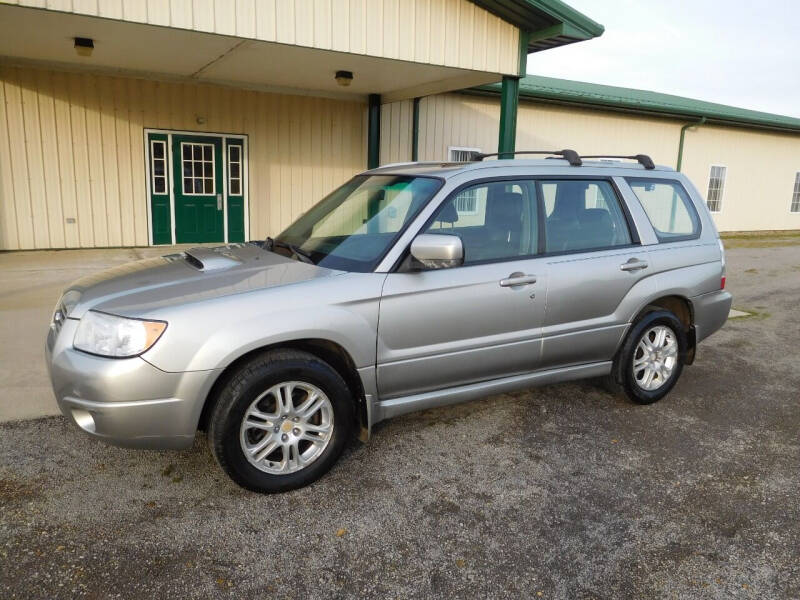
470 0 604 52
472 75 800 133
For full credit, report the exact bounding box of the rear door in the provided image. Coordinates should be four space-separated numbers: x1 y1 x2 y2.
377 179 547 399
538 178 650 369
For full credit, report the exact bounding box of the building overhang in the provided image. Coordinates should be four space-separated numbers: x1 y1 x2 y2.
0 3 508 103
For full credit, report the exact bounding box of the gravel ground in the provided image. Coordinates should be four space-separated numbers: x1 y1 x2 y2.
1 244 799 599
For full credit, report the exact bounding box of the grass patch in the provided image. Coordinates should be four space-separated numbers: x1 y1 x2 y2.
721 230 800 248
730 307 771 321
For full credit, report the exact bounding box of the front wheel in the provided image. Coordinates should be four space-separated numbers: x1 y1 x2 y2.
208 350 354 493
613 310 686 405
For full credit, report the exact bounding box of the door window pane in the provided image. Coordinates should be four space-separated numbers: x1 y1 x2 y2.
181 142 214 195
542 180 632 253
228 143 242 197
627 178 700 240
425 180 538 263
150 140 167 195
706 165 726 212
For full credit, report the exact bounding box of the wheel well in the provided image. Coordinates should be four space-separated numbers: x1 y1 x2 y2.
637 295 693 330
197 339 367 434
635 295 696 364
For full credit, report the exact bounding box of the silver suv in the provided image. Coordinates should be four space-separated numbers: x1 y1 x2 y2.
46 151 732 493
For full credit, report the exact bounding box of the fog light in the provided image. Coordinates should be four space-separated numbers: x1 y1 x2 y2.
71 409 96 433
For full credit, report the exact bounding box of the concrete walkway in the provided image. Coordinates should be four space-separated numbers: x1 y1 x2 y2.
0 247 186 422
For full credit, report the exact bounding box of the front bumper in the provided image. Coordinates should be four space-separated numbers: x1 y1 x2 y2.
46 319 220 449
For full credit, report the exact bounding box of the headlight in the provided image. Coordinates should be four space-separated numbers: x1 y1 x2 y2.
73 311 167 358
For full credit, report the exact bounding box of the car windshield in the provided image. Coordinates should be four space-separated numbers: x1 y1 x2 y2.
275 175 442 272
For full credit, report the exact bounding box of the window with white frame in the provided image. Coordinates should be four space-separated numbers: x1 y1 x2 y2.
706 165 726 212
448 147 481 214
150 140 167 194
228 144 242 196
181 142 215 195
791 172 800 213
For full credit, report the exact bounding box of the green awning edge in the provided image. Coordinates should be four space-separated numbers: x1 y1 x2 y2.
470 0 604 52
470 75 800 133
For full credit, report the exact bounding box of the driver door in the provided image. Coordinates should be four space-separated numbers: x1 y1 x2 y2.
377 179 547 399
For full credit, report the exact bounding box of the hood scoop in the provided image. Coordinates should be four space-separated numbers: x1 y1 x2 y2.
183 247 244 271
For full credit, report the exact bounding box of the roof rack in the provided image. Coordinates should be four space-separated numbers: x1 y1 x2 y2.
471 149 656 170
473 149 582 166
580 154 655 169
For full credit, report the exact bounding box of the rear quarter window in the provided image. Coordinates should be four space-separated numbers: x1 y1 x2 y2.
626 178 701 241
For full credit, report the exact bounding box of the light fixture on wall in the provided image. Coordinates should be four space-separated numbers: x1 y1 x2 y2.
335 70 353 87
74 37 94 57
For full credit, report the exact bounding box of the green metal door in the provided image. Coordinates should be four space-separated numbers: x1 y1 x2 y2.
147 132 172 245
172 134 224 244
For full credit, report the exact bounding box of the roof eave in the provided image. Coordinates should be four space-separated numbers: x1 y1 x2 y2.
469 0 604 52
465 85 800 134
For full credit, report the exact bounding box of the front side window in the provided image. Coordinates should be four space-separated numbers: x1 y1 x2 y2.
278 175 442 272
791 172 800 213
542 180 632 253
627 178 700 241
706 165 726 212
424 180 538 264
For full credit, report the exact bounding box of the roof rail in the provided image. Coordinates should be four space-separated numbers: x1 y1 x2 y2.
581 154 655 169
473 149 582 166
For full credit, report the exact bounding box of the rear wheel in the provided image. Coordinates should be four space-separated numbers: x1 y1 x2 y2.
208 350 354 493
611 310 686 405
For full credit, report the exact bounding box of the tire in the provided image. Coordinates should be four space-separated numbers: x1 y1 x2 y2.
208 349 354 493
611 310 687 405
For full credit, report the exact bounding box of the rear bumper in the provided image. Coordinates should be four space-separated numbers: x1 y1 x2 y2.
46 319 220 449
692 289 733 343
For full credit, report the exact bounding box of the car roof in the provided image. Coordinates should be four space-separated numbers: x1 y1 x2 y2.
367 158 675 178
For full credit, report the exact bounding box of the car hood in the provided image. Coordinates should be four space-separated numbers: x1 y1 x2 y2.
63 244 341 319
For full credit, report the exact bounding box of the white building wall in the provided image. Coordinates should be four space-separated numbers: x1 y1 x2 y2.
0 64 366 250
410 93 800 232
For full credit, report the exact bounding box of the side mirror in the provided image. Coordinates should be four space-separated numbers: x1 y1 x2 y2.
410 234 464 270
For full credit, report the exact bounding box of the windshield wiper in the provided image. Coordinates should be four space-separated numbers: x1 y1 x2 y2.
263 237 315 265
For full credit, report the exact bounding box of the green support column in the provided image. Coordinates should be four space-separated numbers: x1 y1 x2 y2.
497 76 520 159
497 31 529 159
411 97 421 162
367 94 381 169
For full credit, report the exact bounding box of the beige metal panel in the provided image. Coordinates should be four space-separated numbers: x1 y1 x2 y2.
0 65 366 249
416 93 498 160
0 70 20 250
680 125 800 232
379 99 414 165
6 0 521 75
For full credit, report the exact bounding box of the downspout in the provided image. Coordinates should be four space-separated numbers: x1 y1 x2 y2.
411 97 421 162
676 116 706 171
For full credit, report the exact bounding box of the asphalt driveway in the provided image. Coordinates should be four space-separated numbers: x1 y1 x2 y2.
1 243 798 599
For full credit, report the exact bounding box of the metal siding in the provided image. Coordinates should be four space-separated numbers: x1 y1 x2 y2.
680 126 800 232
415 93 800 233
1 0 520 75
0 65 366 250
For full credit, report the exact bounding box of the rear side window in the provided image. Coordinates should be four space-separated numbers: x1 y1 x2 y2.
627 178 700 241
541 180 632 253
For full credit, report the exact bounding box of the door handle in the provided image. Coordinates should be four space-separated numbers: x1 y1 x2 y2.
499 273 537 287
620 258 648 272
216 193 222 210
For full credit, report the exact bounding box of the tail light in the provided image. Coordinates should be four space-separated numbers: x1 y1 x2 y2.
718 238 726 290
720 276 726 290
